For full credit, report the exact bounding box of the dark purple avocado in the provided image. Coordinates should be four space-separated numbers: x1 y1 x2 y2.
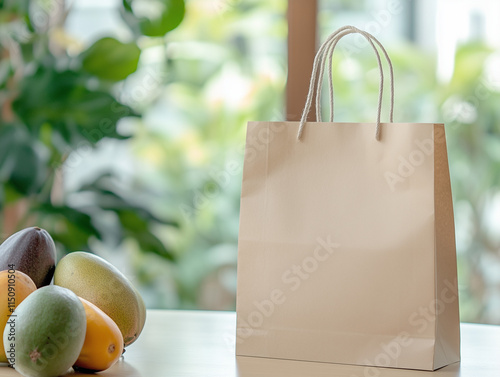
0 227 56 287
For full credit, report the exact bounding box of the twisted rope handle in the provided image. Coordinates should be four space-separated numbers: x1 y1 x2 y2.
297 26 395 141
316 28 395 124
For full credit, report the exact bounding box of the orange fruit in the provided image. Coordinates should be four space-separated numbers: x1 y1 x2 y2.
74 297 124 372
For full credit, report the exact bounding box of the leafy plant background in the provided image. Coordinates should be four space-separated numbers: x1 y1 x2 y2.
0 0 183 290
1 0 500 324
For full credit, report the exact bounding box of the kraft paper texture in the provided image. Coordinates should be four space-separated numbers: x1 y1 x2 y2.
235 121 460 371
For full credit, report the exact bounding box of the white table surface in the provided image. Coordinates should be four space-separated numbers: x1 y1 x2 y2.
0 310 498 376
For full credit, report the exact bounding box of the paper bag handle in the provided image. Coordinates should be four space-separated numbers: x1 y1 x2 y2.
316 28 394 125
297 26 395 141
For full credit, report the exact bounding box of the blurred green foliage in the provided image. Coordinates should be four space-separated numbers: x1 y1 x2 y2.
0 0 184 257
128 0 287 308
442 44 500 323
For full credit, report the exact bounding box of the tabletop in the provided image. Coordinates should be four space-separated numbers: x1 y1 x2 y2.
0 310 499 376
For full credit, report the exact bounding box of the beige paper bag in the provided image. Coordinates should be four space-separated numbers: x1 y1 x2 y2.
235 26 460 371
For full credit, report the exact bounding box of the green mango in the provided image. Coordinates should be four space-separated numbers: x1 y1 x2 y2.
3 285 86 377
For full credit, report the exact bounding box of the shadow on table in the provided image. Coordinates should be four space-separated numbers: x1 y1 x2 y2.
68 358 143 377
236 356 461 377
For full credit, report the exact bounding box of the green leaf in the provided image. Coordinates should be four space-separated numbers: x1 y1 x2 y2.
19 40 34 62
32 203 103 251
8 143 40 195
35 204 101 238
12 67 135 146
122 0 133 13
0 125 46 196
124 225 175 261
74 173 177 260
78 173 178 227
450 43 493 94
3 183 24 204
0 59 12 89
122 0 185 37
50 220 96 252
81 37 141 82
0 126 18 180
117 209 149 232
0 0 30 15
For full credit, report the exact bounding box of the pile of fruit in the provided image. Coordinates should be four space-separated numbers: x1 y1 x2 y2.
0 227 146 377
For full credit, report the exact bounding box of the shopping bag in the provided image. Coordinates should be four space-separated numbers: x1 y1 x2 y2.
235 25 460 371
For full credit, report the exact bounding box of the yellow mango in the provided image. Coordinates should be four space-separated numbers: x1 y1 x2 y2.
74 297 124 372
54 252 146 347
